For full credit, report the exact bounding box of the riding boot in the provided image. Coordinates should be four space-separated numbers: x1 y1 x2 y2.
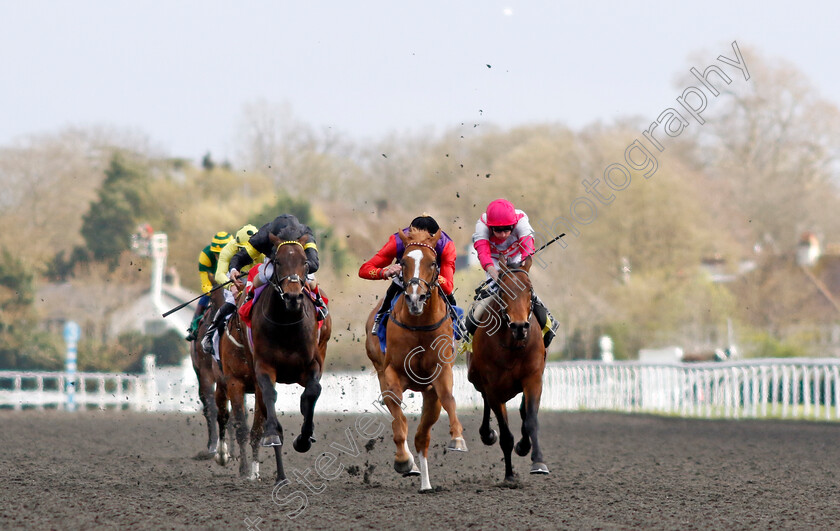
444 292 467 340
201 302 236 357
465 310 479 336
371 281 401 334
312 290 328 321
531 295 558 349
185 305 205 341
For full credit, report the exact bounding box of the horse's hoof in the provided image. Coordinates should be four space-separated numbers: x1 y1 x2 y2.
480 429 498 446
530 462 550 475
261 435 282 447
214 451 230 466
293 434 312 453
514 440 531 457
446 437 468 453
394 459 420 476
207 442 219 454
248 462 261 481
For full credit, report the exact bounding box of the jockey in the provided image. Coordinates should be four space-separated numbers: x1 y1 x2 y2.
359 215 459 334
227 214 328 319
200 224 263 358
185 231 232 341
468 198 558 348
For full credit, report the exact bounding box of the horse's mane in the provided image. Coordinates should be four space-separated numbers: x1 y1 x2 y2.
404 227 439 246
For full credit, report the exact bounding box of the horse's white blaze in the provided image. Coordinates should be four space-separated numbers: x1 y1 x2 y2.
407 250 423 297
419 453 431 491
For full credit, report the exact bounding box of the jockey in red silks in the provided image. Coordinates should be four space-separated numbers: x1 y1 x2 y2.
467 198 558 349
359 215 459 334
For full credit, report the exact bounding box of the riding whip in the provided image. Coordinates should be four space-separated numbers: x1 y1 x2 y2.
161 279 234 318
530 233 566 257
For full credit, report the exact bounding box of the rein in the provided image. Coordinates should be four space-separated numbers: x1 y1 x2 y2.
495 268 534 328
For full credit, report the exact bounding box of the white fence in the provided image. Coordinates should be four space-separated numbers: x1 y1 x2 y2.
3 358 840 421
535 359 840 421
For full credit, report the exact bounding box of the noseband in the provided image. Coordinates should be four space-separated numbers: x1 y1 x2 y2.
269 240 307 297
400 242 439 303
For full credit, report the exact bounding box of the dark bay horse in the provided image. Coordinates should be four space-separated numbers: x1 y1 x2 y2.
189 291 226 460
467 258 550 481
215 292 261 478
252 232 332 485
365 228 467 492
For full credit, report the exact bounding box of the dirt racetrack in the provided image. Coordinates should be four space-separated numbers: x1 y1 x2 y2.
2 409 839 530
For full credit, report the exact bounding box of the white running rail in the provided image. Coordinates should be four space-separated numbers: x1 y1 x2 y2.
3 358 840 421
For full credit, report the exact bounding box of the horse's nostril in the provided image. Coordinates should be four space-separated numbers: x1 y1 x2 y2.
523 322 530 329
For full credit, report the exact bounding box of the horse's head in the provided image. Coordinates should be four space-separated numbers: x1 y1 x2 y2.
397 228 441 316
496 262 534 343
268 232 309 312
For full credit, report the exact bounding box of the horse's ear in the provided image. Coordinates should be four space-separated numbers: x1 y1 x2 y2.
430 229 441 247
299 233 310 246
520 255 533 272
396 228 408 245
269 232 280 246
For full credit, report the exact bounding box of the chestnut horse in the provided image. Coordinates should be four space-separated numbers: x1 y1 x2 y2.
365 228 467 492
188 292 227 460
251 232 331 485
467 259 550 481
214 292 262 478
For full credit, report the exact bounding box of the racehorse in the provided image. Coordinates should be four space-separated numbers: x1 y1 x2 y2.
365 228 467 492
467 258 550 481
188 293 226 460
251 232 332 485
214 293 260 477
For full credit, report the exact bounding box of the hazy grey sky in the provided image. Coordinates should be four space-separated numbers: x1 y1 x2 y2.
1 1 838 163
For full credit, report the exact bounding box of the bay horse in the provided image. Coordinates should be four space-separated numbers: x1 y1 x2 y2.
467 258 550 481
365 228 467 493
214 292 261 478
188 292 227 460
251 232 332 485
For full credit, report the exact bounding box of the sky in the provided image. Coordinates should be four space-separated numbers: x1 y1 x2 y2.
1 1 839 164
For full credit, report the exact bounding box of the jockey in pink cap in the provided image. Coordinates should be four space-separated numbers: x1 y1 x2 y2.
466 198 558 349
473 198 535 279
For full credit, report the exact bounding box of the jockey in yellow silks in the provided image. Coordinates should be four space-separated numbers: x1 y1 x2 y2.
201 224 264 359
185 231 232 341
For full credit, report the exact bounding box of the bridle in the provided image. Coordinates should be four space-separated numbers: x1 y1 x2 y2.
496 268 534 329
390 241 448 332
398 242 439 304
269 240 308 298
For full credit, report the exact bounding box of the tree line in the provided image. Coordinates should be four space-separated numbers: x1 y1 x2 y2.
1 47 839 370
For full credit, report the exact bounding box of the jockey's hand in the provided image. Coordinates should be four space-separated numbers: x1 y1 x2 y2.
230 284 240 298
382 264 402 279
486 265 500 282
230 269 244 291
